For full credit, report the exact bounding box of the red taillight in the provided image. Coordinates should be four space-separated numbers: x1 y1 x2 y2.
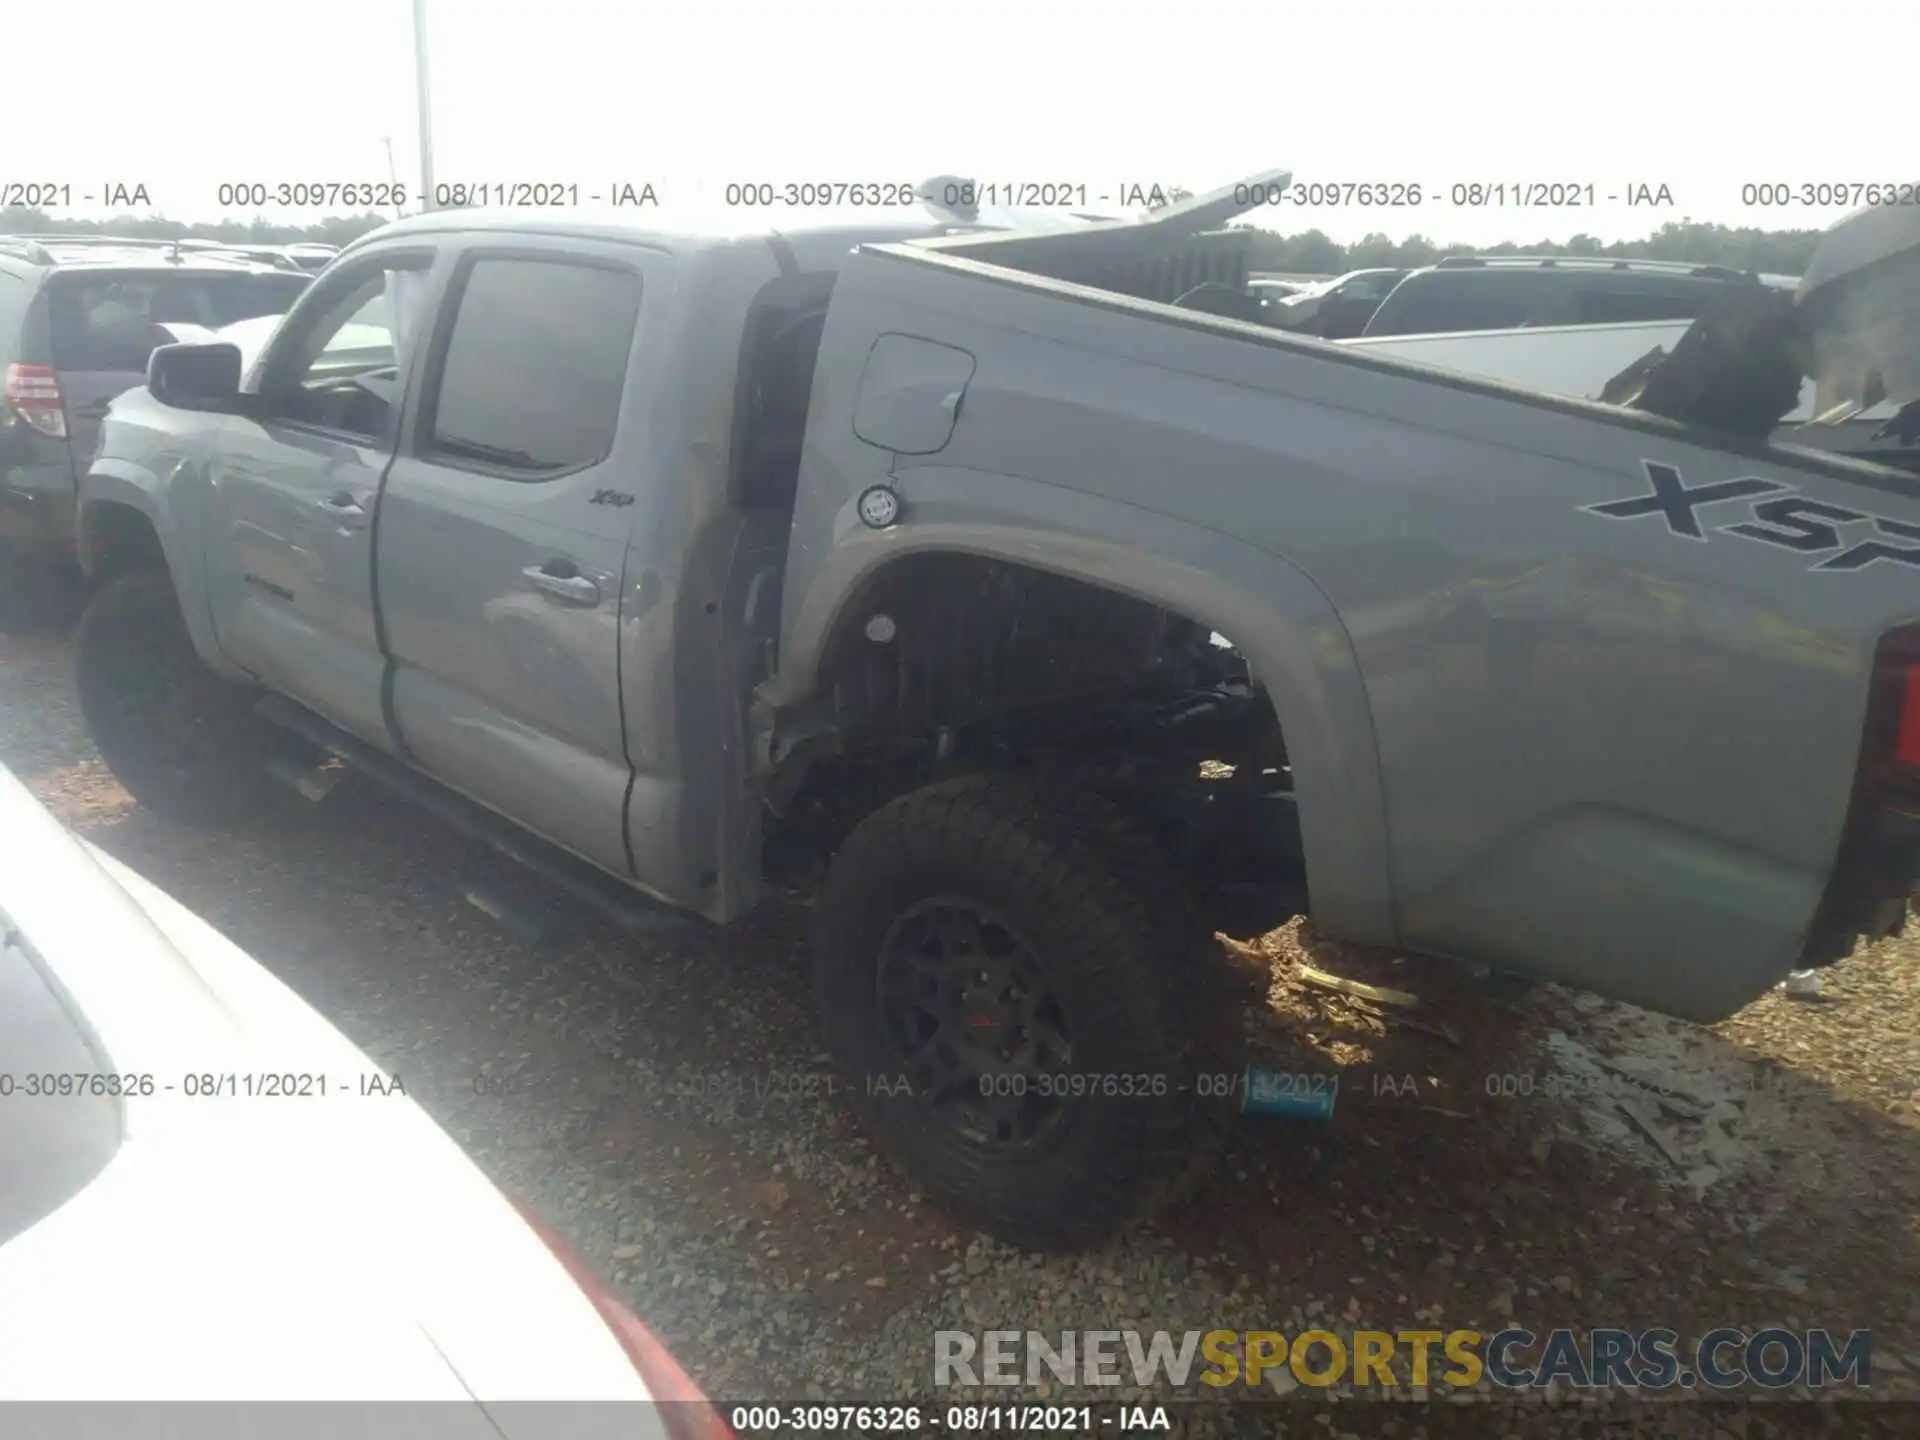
3 363 68 439
508 1196 734 1440
1897 664 1920 769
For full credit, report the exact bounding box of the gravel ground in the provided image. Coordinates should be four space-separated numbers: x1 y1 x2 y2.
5 620 1919 1437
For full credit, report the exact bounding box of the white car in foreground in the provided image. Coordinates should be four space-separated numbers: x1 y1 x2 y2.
0 764 731 1439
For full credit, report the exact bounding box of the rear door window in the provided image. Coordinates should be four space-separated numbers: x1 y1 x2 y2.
421 257 641 478
48 272 310 373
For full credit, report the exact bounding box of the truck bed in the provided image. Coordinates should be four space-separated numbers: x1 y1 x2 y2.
774 235 1920 1022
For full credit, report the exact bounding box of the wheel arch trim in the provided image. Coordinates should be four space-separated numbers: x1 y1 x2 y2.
78 464 246 684
766 465 1397 945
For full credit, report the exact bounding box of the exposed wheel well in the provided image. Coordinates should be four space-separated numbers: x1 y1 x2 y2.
810 552 1219 737
764 553 1304 927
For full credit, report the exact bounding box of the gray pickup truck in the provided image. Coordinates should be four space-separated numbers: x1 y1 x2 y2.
73 176 1920 1250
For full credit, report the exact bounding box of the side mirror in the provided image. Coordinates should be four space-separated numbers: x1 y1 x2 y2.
147 342 243 413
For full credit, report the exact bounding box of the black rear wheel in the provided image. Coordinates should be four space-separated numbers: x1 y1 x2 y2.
814 773 1233 1250
75 570 299 826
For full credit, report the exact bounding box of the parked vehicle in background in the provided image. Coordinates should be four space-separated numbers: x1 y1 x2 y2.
1344 316 1702 394
0 235 310 626
0 764 727 1433
171 239 309 273
156 310 389 376
178 241 342 274
282 242 343 273
1343 316 1909 467
1246 278 1310 299
1264 267 1407 337
70 179 1920 1253
1359 255 1797 339
1244 276 1318 326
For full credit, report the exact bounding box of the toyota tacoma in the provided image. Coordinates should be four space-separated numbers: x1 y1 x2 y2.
70 177 1920 1250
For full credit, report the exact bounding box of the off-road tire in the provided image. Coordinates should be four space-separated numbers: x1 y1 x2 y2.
75 570 293 826
813 772 1237 1251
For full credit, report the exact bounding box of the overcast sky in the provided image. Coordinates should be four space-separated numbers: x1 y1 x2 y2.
12 0 1912 245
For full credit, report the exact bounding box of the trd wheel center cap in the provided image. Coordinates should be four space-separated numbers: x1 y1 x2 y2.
958 975 1020 1050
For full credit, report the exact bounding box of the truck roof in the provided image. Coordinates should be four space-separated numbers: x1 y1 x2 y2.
348 205 968 268
345 169 1303 274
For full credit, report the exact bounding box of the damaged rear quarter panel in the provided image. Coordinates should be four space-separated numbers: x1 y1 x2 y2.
778 248 1920 1022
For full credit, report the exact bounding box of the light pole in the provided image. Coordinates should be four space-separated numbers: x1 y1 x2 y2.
412 0 436 211
380 136 403 217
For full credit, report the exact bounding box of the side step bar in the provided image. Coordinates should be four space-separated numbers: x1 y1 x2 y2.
255 694 701 938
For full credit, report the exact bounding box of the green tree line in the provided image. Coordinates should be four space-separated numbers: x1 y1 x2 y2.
1 205 1830 277
1237 219 1827 276
0 208 394 248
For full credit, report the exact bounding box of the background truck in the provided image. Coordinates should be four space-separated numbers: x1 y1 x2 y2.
71 178 1920 1251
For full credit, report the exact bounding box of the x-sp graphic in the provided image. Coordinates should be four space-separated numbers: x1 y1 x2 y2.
1585 461 1920 573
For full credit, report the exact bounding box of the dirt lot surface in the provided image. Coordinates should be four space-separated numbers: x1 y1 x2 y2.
5 619 1918 1437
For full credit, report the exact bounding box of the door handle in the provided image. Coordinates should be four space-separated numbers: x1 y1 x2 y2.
521 563 601 607
316 493 368 530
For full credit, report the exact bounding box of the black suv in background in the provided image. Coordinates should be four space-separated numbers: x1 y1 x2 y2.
0 236 311 623
1359 255 1797 339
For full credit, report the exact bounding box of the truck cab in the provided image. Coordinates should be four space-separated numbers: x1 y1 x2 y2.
85 207 964 911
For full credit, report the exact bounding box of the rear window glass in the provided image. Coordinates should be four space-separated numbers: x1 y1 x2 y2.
49 272 310 372
0 932 121 1245
1572 286 1715 325
1364 273 1562 337
1339 272 1402 302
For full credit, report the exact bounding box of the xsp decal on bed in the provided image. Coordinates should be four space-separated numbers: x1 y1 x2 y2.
1584 461 1920 573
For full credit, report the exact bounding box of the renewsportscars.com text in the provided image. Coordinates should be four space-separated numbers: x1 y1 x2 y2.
934 1327 1875 1391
